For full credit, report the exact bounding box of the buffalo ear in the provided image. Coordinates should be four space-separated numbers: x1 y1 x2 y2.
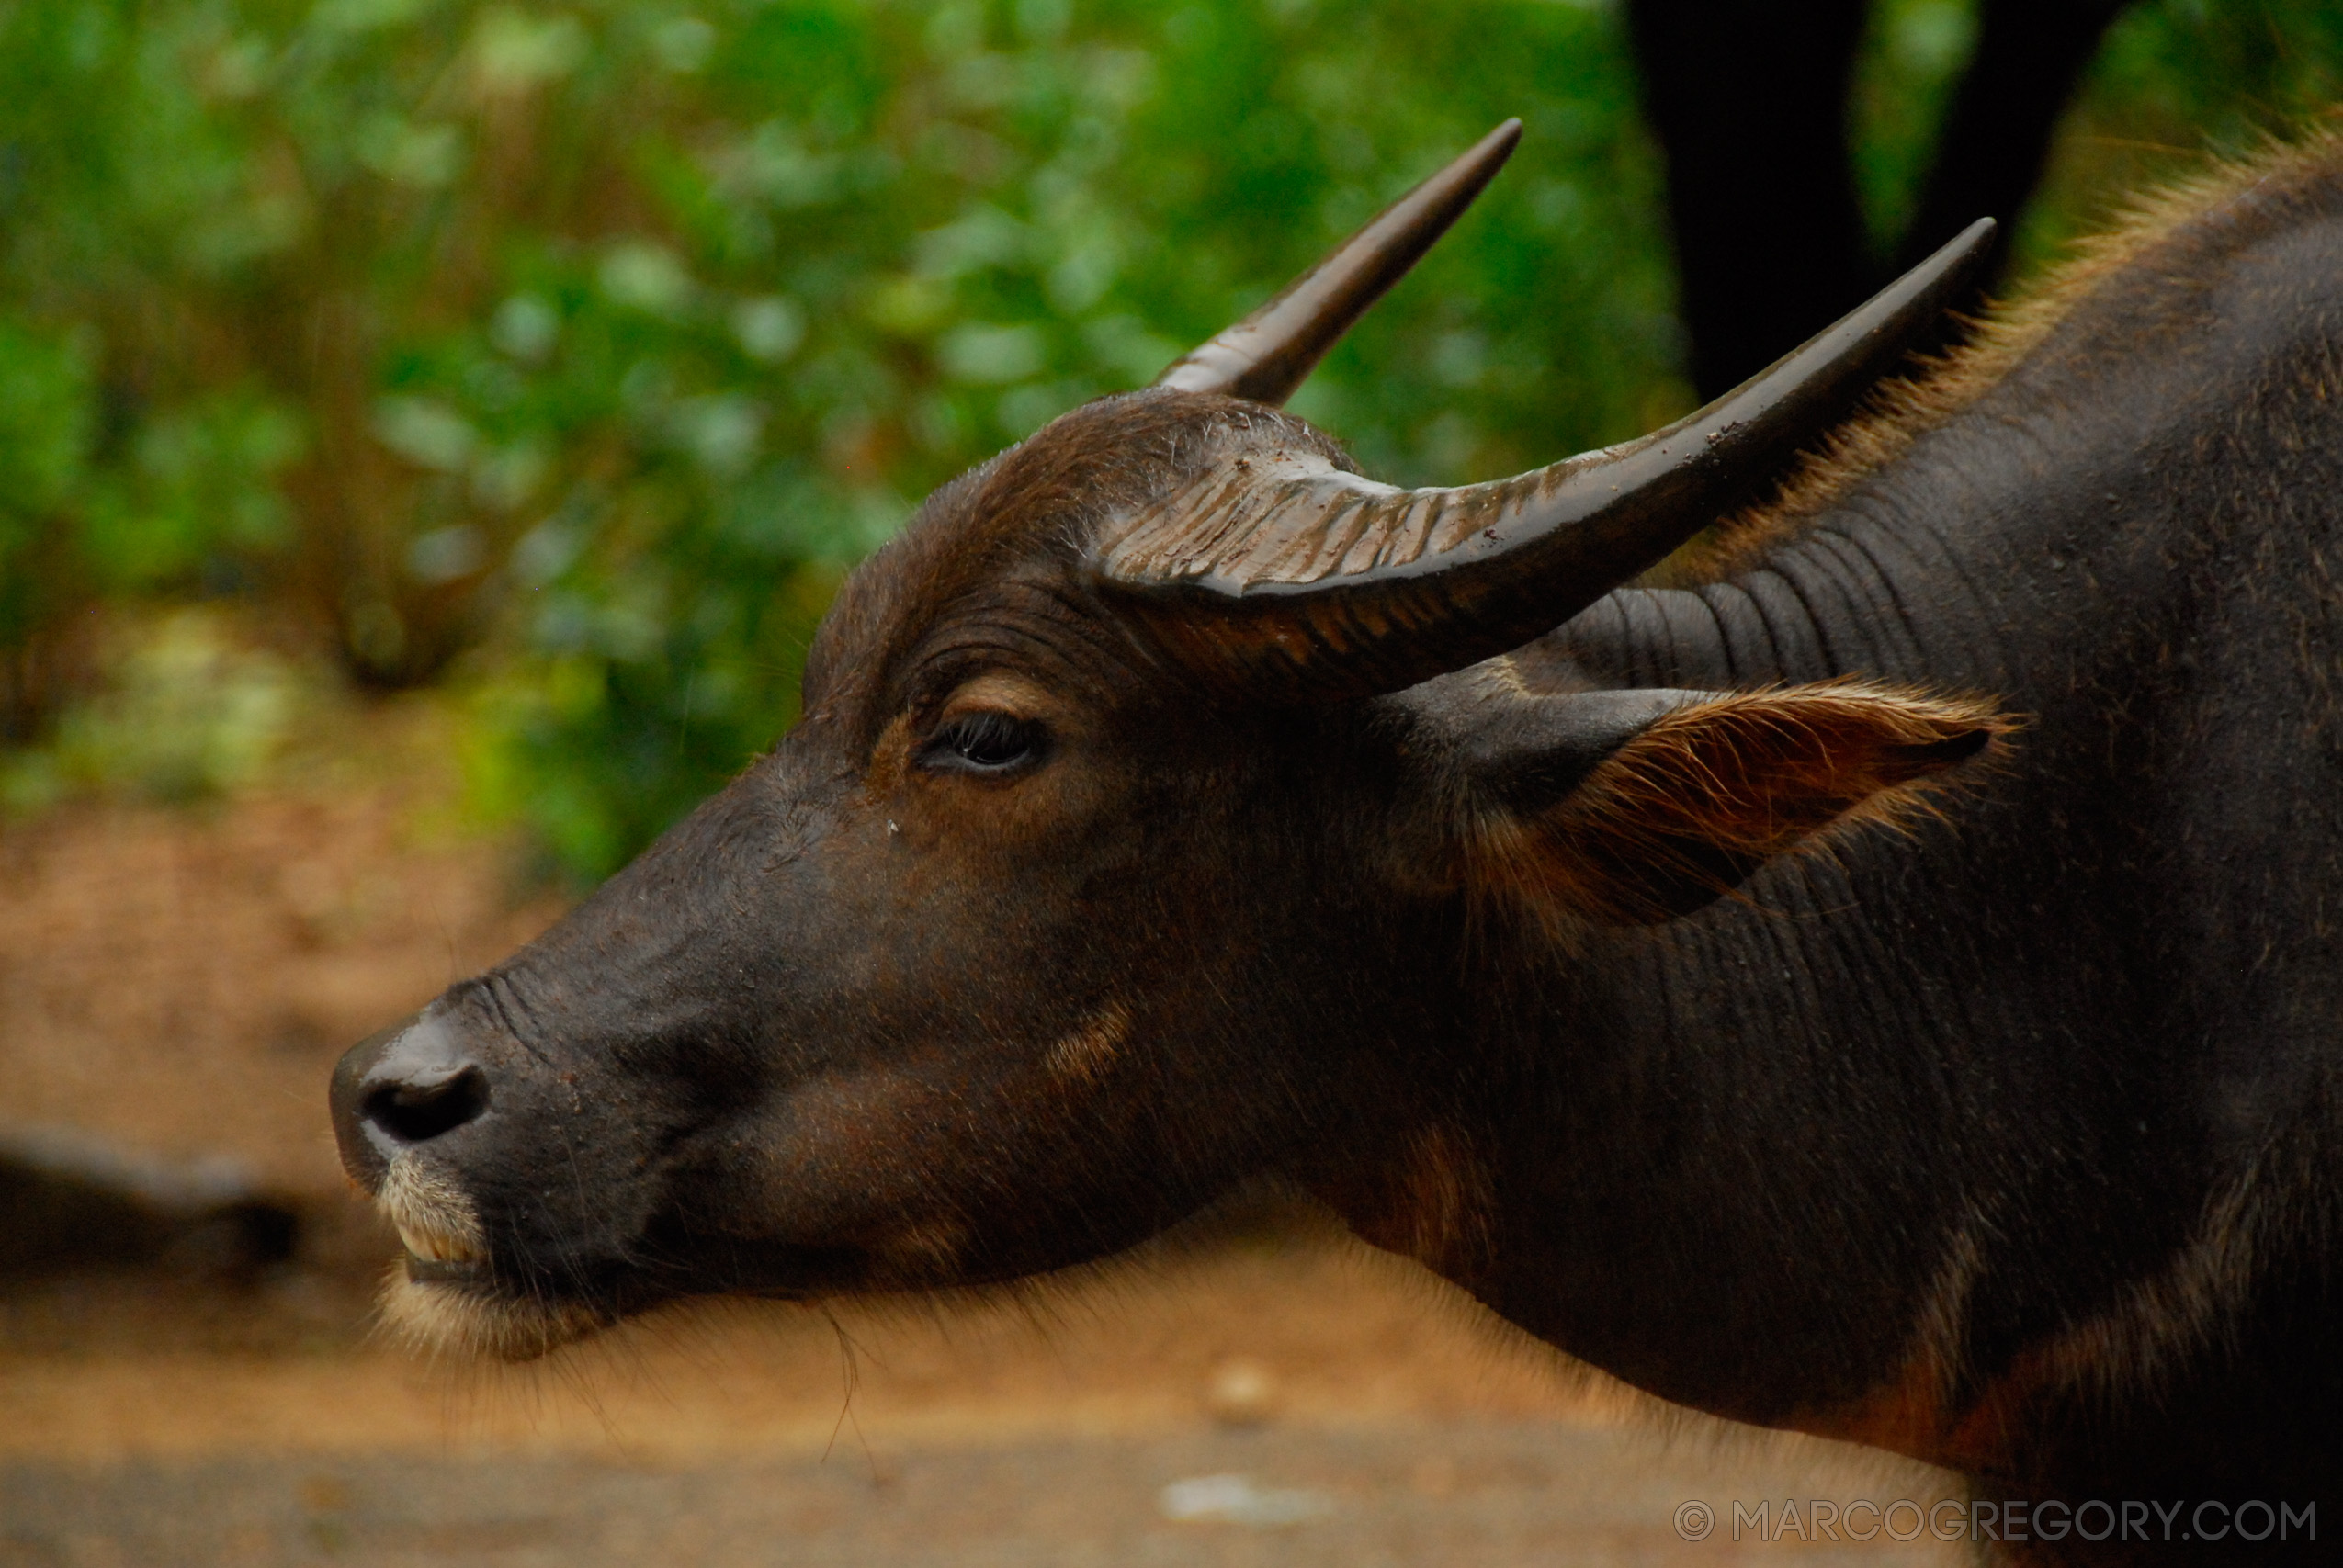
1459 682 2007 925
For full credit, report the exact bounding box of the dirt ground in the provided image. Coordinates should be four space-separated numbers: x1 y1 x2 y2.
0 766 1965 1565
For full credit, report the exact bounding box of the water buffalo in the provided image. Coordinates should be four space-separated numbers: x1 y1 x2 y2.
334 119 2343 1554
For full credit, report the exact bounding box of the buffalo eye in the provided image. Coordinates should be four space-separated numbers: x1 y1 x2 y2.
922 710 1048 774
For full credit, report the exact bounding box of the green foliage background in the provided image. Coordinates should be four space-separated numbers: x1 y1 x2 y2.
0 0 2337 878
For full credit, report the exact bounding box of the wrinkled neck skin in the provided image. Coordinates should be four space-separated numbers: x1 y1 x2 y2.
1340 205 2343 1507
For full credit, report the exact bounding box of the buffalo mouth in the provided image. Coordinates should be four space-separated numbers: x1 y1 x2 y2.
402 1254 487 1286
367 1153 907 1358
364 1157 616 1359
379 1250 623 1361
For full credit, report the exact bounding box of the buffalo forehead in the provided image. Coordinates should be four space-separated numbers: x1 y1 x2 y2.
809 392 1348 726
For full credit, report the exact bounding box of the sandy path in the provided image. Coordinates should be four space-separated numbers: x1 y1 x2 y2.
2 1241 1964 1565
5 1425 1964 1568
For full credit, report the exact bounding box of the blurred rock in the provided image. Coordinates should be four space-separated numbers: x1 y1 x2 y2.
0 1122 300 1283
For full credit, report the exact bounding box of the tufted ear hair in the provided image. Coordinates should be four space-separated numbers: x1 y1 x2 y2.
1451 681 2008 925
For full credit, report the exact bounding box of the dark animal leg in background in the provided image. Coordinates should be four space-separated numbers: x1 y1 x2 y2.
1897 0 2132 281
1624 0 1873 401
1628 0 2133 402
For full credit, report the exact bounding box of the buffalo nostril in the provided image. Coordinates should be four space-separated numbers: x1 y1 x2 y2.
361 1065 490 1145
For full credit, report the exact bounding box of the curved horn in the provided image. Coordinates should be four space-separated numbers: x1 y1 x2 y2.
1101 218 1998 702
1153 119 1522 406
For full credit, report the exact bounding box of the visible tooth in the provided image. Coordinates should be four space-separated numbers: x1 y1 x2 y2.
398 1223 479 1264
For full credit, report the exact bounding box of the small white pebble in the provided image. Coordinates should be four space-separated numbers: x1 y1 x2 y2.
1159 1473 1331 1528
1205 1357 1277 1427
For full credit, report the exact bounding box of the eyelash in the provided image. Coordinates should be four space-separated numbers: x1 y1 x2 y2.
922 711 1048 774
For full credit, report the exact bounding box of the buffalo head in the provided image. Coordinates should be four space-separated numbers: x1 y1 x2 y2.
332 123 2000 1357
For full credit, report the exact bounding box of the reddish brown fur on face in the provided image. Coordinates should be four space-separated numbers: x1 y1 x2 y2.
1045 1000 1131 1086
1475 682 2012 926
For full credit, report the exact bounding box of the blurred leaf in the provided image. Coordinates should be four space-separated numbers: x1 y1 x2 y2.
48 609 310 802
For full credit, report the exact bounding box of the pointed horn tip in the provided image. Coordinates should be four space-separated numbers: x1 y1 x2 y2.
1926 216 1998 289
1151 119 1527 404
1409 118 1522 203
1435 118 1523 198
